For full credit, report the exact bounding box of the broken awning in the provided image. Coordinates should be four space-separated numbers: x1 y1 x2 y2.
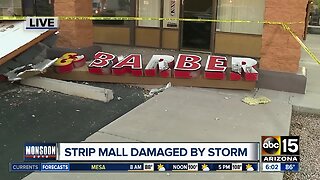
0 21 55 66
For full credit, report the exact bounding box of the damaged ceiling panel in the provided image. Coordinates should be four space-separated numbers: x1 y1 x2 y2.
0 21 57 77
0 21 49 62
5 58 58 81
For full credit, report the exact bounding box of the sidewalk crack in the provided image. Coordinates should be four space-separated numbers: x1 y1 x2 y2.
98 131 143 142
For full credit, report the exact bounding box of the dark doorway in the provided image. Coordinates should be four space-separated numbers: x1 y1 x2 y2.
182 0 213 50
22 0 54 16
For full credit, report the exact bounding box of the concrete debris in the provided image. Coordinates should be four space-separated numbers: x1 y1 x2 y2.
5 59 58 81
242 96 271 106
232 64 242 74
21 77 114 103
145 82 171 98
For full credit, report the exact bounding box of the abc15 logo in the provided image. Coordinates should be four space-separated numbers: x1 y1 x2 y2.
261 136 300 155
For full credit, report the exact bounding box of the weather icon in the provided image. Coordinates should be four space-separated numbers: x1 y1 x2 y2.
246 164 254 171
202 164 210 172
157 164 166 171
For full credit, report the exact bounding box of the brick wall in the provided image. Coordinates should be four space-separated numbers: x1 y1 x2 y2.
54 0 93 48
260 0 309 73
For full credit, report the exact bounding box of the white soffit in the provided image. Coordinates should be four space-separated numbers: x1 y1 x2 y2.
0 21 49 60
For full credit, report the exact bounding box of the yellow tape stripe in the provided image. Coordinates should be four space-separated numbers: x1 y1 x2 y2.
1 16 317 65
0 16 304 25
282 23 320 65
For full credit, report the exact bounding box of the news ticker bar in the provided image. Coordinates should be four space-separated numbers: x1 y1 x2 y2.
10 162 258 172
10 162 299 172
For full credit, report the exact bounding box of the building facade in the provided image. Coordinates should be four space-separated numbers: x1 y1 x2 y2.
0 0 310 92
63 0 307 74
90 0 265 58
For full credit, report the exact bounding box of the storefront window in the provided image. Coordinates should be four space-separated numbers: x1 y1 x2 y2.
137 0 161 27
93 0 131 25
309 0 320 26
163 0 180 29
0 0 22 16
34 0 54 16
216 0 265 35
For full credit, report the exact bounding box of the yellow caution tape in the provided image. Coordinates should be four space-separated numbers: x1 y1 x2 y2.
0 16 317 65
282 23 320 65
0 16 304 25
0 16 25 20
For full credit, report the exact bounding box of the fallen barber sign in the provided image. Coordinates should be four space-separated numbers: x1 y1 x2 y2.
52 52 259 89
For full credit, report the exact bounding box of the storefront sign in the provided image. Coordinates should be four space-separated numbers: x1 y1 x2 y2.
49 52 258 90
84 52 258 81
54 53 86 73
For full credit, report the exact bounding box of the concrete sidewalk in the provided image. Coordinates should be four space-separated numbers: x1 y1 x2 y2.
24 87 291 180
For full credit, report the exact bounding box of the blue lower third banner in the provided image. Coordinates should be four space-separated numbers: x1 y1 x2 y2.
153 163 259 172
10 163 259 172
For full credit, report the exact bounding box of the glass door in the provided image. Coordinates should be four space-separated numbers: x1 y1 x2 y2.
181 0 213 50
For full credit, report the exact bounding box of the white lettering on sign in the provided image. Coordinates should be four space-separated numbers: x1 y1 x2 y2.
55 52 259 82
204 56 227 80
145 55 175 77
